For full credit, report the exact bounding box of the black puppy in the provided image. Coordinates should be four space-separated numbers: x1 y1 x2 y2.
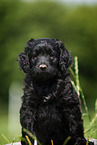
18 38 93 145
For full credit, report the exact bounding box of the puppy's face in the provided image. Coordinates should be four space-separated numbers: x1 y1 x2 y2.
30 41 59 80
19 38 73 79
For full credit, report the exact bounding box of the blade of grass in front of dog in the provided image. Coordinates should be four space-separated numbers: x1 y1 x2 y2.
25 135 32 145
86 138 89 145
51 140 53 145
2 134 10 143
23 128 42 145
23 128 36 140
69 67 75 79
62 136 71 145
21 136 27 144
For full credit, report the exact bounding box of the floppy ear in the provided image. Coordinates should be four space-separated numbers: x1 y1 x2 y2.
18 38 35 73
55 39 73 72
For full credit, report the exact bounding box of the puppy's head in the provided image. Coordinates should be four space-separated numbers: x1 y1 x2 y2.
18 38 72 80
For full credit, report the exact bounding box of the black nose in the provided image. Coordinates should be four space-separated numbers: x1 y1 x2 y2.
39 64 47 71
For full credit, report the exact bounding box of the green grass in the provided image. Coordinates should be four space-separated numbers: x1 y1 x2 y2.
69 56 97 139
0 110 21 144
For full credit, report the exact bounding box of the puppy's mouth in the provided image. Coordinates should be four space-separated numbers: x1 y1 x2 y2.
39 64 48 71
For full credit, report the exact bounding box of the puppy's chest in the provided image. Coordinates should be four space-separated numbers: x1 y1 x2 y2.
35 104 62 125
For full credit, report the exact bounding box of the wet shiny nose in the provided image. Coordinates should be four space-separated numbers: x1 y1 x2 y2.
39 64 47 71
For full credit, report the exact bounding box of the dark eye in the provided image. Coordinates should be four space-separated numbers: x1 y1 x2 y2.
33 54 37 59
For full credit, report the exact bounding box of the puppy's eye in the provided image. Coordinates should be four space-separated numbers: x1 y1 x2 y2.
33 55 37 59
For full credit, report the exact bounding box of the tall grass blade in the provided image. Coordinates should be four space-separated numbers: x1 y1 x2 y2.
95 99 97 113
80 87 89 118
23 128 42 145
69 67 75 79
25 135 32 145
69 57 89 118
51 140 54 145
1 134 10 143
62 136 71 145
86 138 89 145
75 56 80 97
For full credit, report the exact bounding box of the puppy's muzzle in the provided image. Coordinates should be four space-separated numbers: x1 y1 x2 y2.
39 64 48 71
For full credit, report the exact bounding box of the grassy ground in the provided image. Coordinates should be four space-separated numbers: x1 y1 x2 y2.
0 109 21 144
83 113 97 139
0 110 96 145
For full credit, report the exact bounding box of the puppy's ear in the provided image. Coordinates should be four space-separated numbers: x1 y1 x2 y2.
25 38 35 48
18 52 30 73
18 38 35 73
55 39 73 72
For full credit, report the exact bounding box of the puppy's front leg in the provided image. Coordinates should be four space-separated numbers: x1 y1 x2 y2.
20 106 35 145
65 106 93 145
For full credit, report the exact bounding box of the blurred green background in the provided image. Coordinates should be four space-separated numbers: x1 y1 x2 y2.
0 0 97 143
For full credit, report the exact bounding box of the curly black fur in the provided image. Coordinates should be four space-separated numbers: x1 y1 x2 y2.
18 38 93 145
